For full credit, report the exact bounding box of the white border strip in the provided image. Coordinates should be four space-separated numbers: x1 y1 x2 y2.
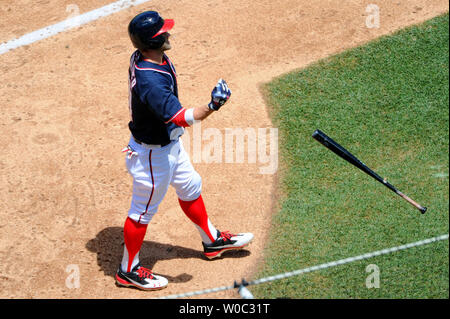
158 234 449 299
0 0 151 55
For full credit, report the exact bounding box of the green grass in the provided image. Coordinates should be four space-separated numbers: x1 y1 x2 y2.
252 14 449 299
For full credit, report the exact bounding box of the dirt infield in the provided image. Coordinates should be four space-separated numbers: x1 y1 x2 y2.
0 0 448 299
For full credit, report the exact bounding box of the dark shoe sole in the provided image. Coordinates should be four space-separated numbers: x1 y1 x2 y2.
203 243 250 260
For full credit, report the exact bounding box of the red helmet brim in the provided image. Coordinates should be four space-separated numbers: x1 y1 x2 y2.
152 19 174 38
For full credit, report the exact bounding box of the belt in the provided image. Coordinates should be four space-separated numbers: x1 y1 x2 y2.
133 136 170 148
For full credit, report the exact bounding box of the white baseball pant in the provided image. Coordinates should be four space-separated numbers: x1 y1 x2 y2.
124 136 202 225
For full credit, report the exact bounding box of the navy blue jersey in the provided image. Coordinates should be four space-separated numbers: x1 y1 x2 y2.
127 50 185 145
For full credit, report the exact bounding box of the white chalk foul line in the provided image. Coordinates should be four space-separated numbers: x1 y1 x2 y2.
0 0 151 55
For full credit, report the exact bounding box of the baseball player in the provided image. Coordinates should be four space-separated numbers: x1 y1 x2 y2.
115 11 254 291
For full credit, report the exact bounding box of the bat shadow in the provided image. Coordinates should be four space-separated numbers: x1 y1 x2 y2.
85 226 250 284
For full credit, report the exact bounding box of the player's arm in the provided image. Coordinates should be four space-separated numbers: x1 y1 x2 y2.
146 78 232 127
192 105 214 121
165 103 211 127
179 105 213 126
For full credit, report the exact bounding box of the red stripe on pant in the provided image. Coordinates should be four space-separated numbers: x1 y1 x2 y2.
139 149 154 224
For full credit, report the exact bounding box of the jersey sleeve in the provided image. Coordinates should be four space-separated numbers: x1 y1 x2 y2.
144 84 183 122
136 70 191 127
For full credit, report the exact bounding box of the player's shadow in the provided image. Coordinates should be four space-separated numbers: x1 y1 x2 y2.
85 226 250 284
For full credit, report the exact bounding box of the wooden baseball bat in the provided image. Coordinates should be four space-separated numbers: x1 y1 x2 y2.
312 129 427 214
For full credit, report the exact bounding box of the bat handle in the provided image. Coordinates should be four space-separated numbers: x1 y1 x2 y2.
397 191 427 214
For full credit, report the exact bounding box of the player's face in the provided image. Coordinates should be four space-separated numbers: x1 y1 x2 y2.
161 32 171 51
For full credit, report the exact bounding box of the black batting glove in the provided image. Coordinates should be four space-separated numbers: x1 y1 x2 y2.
208 79 231 111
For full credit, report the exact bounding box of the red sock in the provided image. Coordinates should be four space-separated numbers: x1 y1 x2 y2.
123 217 148 272
178 195 217 243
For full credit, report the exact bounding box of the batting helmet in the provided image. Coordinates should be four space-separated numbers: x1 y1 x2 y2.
128 11 174 50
